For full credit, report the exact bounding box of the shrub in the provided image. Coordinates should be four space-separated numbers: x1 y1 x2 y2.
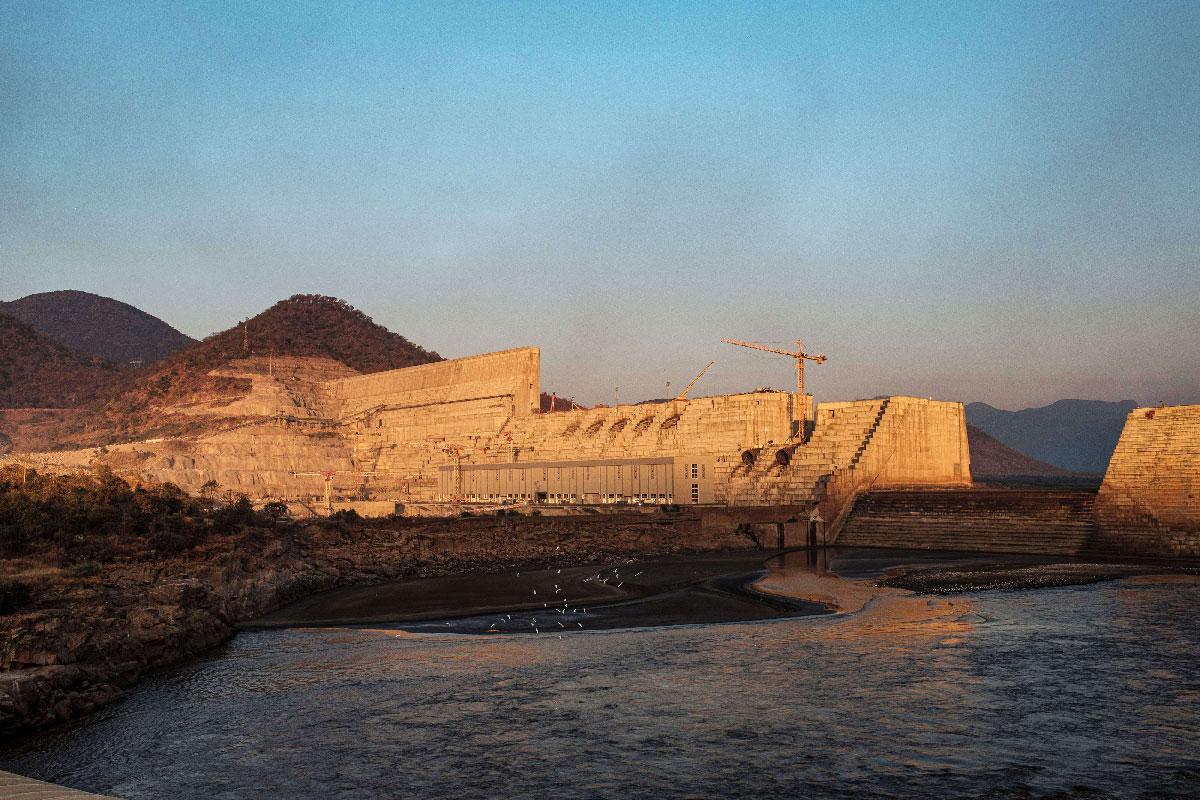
212 495 256 534
261 501 289 521
0 580 33 615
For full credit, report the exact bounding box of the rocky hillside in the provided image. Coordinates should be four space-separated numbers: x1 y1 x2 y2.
0 464 749 735
967 399 1136 473
158 294 440 376
0 314 123 408
65 295 442 444
0 290 196 366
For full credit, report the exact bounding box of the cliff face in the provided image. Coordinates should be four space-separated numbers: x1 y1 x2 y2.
0 513 752 735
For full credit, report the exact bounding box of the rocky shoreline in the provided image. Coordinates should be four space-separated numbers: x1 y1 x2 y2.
1 512 754 737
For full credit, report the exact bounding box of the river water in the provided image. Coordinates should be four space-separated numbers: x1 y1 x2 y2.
3 550 1199 799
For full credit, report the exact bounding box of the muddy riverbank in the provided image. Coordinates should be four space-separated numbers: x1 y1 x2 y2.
259 551 832 634
0 512 755 736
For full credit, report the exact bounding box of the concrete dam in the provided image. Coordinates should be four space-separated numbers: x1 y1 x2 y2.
22 347 967 521
17 347 1197 558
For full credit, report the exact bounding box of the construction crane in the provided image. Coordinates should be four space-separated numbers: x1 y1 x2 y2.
720 338 826 396
675 361 715 401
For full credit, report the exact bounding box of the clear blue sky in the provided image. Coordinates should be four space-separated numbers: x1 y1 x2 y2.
2 1 1197 408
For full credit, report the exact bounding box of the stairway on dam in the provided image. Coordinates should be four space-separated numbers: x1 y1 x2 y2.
836 489 1098 556
726 399 889 506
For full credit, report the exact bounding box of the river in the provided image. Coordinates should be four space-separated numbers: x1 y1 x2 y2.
3 549 1198 799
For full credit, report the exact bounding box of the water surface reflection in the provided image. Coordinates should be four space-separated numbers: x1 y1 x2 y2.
2 558 1197 799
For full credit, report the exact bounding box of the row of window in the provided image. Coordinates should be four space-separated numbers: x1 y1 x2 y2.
463 493 678 505
534 465 661 480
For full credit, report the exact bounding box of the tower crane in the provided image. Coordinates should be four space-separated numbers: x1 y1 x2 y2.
720 339 826 396
675 361 715 401
722 338 827 438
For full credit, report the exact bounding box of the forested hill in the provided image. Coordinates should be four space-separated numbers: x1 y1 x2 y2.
0 313 122 408
0 290 196 366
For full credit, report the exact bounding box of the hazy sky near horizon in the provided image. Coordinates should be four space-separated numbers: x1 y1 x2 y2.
2 1 1197 410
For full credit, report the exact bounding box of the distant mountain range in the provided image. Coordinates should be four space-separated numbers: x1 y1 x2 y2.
966 424 1072 478
966 399 1137 474
0 290 196 366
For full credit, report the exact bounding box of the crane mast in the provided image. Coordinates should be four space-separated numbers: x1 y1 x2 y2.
721 337 827 437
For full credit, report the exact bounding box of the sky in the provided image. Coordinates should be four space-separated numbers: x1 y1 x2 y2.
2 1 1197 410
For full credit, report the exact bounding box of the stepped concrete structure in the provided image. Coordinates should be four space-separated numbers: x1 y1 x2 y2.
9 346 971 519
1094 405 1200 557
837 489 1098 555
835 404 1200 559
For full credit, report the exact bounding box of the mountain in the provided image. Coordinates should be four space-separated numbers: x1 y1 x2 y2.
966 424 1072 477
166 294 441 375
965 399 1137 473
0 290 196 366
88 294 442 440
0 313 123 408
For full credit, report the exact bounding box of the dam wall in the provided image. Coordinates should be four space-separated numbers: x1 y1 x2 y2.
1094 405 1200 557
13 347 970 513
359 389 801 503
726 396 970 513
326 347 540 422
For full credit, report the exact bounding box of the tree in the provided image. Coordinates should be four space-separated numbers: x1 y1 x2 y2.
262 500 289 522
